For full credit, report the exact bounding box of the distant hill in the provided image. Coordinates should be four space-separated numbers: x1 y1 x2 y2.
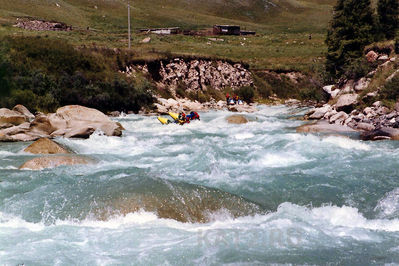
0 0 335 33
0 0 336 71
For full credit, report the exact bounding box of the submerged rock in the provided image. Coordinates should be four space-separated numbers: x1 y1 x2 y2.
24 138 71 154
361 127 399 141
297 120 357 134
97 177 261 223
226 115 249 124
19 155 93 170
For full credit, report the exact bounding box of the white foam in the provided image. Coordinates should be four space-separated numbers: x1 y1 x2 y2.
250 152 311 168
56 210 160 229
375 188 399 218
234 133 255 140
322 136 370 151
0 151 14 157
0 212 45 232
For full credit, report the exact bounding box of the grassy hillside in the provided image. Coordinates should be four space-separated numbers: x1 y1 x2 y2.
0 0 335 70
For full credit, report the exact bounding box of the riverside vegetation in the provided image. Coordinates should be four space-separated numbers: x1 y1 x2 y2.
0 0 399 122
0 0 335 113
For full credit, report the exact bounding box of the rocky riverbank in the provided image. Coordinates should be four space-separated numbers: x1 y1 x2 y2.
153 97 258 114
0 105 124 142
301 48 399 140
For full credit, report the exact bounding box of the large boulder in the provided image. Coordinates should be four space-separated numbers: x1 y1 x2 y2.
0 108 27 126
335 94 358 113
19 155 93 170
226 115 249 124
29 114 56 136
55 105 123 137
12 105 35 122
0 122 41 142
0 105 124 142
24 138 71 154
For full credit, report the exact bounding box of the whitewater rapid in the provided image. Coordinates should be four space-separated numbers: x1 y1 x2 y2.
1 105 399 264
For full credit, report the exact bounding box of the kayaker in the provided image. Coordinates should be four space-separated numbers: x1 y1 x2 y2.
178 112 190 124
187 111 200 121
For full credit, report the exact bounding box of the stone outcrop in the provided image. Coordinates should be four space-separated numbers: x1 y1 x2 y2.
15 19 72 31
19 155 93 170
226 115 249 124
24 138 71 154
0 105 124 142
126 59 253 94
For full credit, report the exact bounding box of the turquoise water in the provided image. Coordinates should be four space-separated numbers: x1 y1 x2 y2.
1 105 399 265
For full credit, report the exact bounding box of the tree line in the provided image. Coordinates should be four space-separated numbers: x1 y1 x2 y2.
326 0 399 79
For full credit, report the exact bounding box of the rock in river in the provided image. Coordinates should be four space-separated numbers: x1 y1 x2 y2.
19 155 93 170
24 138 71 154
226 115 249 124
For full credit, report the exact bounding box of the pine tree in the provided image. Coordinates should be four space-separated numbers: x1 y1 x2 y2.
326 0 376 78
378 0 399 40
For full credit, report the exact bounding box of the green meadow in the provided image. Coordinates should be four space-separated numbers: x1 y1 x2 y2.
0 0 335 71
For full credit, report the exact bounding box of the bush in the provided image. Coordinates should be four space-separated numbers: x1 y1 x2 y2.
237 86 255 103
342 58 372 80
0 52 10 97
0 36 155 113
379 74 399 101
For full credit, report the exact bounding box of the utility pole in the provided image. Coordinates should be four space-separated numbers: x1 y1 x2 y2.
128 1 131 49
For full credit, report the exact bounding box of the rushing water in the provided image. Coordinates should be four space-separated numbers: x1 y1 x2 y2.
2 105 399 265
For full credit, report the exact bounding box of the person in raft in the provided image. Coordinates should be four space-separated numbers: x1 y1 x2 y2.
187 111 200 121
226 93 230 104
178 112 200 124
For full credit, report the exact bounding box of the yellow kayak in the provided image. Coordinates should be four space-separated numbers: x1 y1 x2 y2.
168 112 179 121
158 117 170 125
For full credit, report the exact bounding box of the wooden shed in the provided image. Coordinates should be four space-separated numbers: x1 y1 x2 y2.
213 25 241 36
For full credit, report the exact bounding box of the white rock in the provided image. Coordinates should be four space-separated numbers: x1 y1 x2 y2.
330 111 349 124
372 101 382 108
335 94 358 112
354 78 370 92
309 105 331 119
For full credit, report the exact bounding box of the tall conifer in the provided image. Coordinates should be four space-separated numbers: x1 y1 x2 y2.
326 0 375 78
378 0 399 40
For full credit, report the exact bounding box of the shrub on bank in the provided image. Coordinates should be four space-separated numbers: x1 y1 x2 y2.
0 36 154 113
379 74 399 103
237 86 255 103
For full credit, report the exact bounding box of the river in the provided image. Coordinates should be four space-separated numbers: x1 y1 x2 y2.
1 105 399 265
